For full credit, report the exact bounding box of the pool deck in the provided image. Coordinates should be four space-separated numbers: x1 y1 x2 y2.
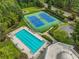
7 26 49 59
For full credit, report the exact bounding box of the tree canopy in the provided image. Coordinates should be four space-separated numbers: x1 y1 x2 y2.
72 20 79 46
45 0 79 13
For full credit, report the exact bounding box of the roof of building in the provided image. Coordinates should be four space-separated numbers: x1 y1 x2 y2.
45 42 78 59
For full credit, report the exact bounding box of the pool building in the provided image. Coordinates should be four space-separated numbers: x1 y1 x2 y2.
8 27 49 59
24 11 61 32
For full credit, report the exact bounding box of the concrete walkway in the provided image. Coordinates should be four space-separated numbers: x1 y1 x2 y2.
43 32 57 44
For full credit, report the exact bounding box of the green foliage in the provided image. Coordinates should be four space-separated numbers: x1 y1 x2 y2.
35 0 44 8
18 53 28 59
47 0 52 9
50 29 74 44
17 20 26 27
0 24 6 42
67 12 76 21
45 0 70 9
72 20 79 46
42 35 53 43
17 0 29 8
45 0 79 13
17 0 44 8
44 9 64 21
0 0 22 41
0 0 21 28
40 0 45 3
49 25 59 34
0 40 21 59
72 0 79 13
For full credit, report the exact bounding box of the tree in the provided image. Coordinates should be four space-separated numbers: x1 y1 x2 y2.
67 12 76 21
48 0 52 10
45 0 79 13
0 0 22 41
35 0 44 7
50 29 73 44
45 0 52 9
0 0 22 28
72 20 79 47
16 0 28 8
18 53 28 59
0 24 5 42
67 0 73 11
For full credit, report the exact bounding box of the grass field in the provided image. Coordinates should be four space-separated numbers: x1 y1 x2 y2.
40 0 45 3
24 11 61 32
22 7 42 14
49 24 74 45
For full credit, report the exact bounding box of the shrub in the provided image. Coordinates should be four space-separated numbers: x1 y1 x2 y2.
49 25 59 34
50 29 74 44
42 35 52 43
18 53 28 59
36 1 44 8
43 9 65 21
67 12 76 21
0 40 21 59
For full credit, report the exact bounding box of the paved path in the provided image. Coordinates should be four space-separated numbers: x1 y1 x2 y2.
43 32 57 44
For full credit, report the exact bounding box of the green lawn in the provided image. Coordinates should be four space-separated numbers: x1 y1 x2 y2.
0 40 21 59
22 7 42 14
49 26 74 45
40 0 45 3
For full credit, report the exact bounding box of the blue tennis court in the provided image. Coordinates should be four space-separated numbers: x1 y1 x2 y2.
15 29 45 54
28 16 44 27
39 12 56 22
24 11 61 32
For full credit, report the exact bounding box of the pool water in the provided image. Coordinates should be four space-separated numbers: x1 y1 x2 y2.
15 29 45 54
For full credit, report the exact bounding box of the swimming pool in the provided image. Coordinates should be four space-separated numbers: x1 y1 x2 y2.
15 29 45 54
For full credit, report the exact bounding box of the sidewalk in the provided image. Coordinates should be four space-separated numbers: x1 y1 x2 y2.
43 32 57 43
